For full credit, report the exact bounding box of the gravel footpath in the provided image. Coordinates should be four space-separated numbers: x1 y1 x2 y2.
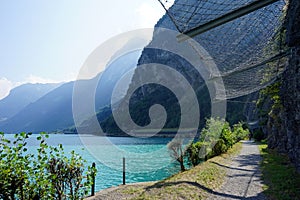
205 140 266 200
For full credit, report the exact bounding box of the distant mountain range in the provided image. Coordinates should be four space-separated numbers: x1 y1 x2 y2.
0 83 60 122
0 50 140 133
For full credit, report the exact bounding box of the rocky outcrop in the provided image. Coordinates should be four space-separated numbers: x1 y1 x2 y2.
268 0 300 172
280 47 300 172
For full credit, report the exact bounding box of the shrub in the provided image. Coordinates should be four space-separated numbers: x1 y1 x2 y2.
232 122 249 142
200 118 224 143
0 132 96 200
185 142 198 167
185 141 210 166
211 139 228 156
220 122 235 149
200 118 233 157
185 118 252 168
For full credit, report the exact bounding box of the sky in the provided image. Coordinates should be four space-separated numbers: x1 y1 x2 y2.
0 0 171 99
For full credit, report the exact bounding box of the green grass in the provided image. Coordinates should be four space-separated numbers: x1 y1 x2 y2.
258 142 300 200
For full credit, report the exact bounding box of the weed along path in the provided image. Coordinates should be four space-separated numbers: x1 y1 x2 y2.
206 140 266 200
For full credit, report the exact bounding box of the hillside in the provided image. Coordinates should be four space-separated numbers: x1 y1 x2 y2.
0 83 59 123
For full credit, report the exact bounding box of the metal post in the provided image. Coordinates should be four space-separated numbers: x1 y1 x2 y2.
91 162 96 196
123 157 126 185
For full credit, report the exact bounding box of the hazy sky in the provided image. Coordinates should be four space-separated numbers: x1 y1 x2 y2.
0 0 169 99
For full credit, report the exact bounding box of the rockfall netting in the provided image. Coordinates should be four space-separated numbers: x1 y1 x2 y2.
158 0 289 99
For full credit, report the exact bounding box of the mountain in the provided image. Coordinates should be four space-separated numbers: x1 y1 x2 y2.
0 50 140 133
93 2 266 136
0 81 74 133
0 83 59 123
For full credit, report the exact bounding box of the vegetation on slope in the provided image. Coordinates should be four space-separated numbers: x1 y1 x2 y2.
185 119 249 167
258 142 300 200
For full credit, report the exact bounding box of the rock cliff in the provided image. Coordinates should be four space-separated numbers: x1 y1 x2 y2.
268 0 300 172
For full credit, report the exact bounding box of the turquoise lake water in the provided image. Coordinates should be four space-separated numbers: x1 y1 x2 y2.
5 134 182 192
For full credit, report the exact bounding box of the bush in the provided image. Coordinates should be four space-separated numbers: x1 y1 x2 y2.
200 118 224 142
211 139 228 156
185 118 251 168
0 132 96 200
220 122 235 149
184 118 229 164
185 142 198 167
185 141 210 166
200 118 234 157
232 122 249 142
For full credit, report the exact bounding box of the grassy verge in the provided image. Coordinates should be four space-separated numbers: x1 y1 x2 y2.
88 142 242 200
130 142 242 200
258 141 300 200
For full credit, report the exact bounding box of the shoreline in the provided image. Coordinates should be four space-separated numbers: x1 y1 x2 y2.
75 132 198 138
3 131 199 138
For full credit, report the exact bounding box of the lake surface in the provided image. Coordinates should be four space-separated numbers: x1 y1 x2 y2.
4 134 182 192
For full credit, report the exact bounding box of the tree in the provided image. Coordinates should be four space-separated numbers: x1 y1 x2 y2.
167 139 186 172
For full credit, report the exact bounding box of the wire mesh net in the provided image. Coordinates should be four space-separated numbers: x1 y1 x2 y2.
158 0 288 99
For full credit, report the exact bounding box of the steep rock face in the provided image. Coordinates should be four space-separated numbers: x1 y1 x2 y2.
282 47 300 172
113 2 251 134
268 0 300 172
112 14 211 132
100 0 281 134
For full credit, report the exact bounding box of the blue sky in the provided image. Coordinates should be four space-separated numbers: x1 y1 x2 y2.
0 0 170 99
